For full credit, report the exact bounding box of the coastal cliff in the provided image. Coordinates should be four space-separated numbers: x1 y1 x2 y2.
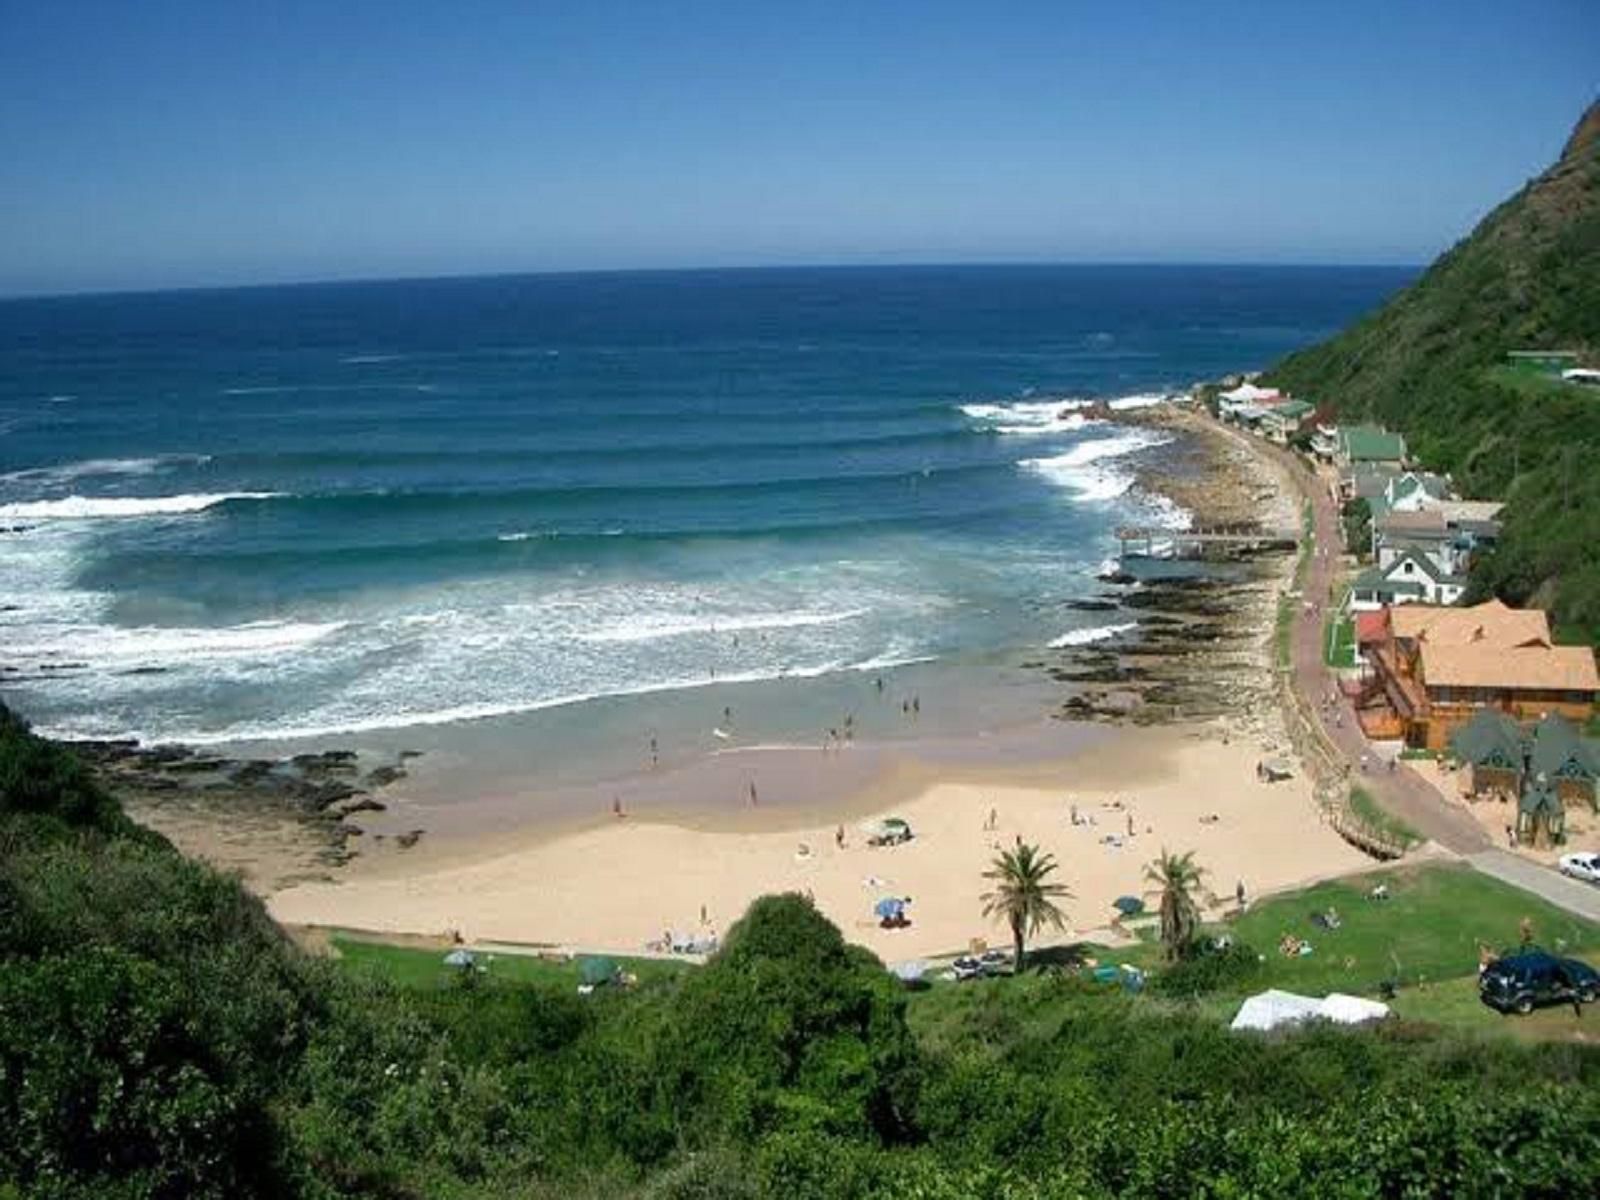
1267 98 1600 643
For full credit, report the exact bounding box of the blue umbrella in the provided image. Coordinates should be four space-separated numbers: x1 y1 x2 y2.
1113 895 1145 916
874 897 906 919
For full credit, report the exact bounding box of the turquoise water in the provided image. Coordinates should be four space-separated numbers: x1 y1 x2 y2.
0 266 1410 755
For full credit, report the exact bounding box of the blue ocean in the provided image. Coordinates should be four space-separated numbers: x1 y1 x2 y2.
0 266 1410 760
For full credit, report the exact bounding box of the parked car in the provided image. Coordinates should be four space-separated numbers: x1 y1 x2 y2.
1480 951 1600 1015
950 956 986 982
1558 852 1600 885
978 948 1012 975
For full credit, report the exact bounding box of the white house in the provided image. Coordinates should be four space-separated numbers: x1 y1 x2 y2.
1348 548 1467 612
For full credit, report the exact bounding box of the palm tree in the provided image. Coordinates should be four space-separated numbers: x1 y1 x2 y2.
1145 849 1207 961
981 841 1070 971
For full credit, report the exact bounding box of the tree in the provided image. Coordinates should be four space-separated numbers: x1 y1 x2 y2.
981 842 1069 971
1145 849 1208 961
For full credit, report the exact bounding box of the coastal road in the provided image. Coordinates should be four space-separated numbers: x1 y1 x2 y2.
1274 443 1491 855
1216 432 1493 852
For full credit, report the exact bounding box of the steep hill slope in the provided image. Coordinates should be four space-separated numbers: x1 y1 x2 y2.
1268 99 1600 644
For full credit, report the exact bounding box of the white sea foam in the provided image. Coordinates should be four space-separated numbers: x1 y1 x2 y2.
9 619 346 666
0 492 277 520
1048 622 1137 648
81 650 929 747
1017 430 1169 502
1107 392 1175 411
576 607 870 645
340 354 405 364
959 400 1096 435
0 454 211 487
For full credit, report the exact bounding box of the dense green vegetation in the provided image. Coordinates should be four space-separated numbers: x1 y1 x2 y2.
1268 100 1600 644
7 702 1600 1196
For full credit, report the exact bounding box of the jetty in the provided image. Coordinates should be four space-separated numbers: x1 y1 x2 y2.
1114 524 1300 560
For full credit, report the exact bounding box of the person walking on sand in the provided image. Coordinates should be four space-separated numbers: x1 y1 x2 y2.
649 735 659 768
612 795 624 819
1236 879 1246 909
835 824 845 849
1127 812 1135 838
749 781 759 807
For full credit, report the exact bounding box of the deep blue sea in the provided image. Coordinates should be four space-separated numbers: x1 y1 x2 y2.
0 265 1411 757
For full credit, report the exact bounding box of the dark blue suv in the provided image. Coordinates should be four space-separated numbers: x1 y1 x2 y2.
1480 950 1600 1015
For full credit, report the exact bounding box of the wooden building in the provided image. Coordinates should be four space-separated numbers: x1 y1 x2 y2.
1357 600 1599 751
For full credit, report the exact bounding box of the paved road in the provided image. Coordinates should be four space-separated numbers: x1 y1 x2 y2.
1469 851 1600 923
1258 436 1493 854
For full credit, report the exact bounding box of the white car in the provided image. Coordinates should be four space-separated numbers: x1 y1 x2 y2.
1558 853 1600 885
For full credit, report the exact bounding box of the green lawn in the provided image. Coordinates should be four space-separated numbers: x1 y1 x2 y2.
1323 611 1356 667
1349 785 1421 849
1226 862 1599 998
330 934 689 989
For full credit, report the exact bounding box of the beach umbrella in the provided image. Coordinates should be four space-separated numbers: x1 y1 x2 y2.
1113 895 1145 917
874 896 906 920
443 948 476 968
578 956 618 986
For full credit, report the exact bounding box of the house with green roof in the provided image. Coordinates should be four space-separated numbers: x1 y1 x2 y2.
1529 714 1600 810
1449 708 1526 798
1259 399 1315 444
1518 778 1565 847
1335 425 1407 469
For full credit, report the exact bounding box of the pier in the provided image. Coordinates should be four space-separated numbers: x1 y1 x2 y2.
1114 524 1300 560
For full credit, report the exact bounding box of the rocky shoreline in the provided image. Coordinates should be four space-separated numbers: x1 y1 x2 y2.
70 740 423 889
1028 402 1301 750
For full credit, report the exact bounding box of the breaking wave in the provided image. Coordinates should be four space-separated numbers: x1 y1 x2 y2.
0 492 278 520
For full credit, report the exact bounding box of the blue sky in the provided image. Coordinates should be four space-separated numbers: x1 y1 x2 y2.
1 1 1594 294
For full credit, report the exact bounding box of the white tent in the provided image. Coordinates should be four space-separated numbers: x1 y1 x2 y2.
1230 989 1322 1032
1230 989 1392 1032
1317 992 1391 1025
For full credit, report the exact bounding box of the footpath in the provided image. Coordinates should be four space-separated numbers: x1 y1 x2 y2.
1213 416 1600 923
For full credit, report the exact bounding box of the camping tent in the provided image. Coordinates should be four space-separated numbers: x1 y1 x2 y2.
1230 989 1392 1032
1230 989 1323 1032
1317 993 1391 1025
578 956 619 987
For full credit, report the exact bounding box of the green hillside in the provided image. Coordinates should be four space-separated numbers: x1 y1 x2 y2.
6 701 1600 1196
1267 99 1600 644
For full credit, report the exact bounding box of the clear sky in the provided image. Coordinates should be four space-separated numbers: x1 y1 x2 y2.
1 0 1595 295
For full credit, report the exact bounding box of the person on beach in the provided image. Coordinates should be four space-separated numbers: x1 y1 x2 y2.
723 705 733 725
875 676 884 693
835 824 845 849
985 806 997 831
612 795 624 819
649 736 659 768
749 782 758 807
912 695 920 718
1236 879 1246 909
1127 812 1135 838
1070 803 1079 825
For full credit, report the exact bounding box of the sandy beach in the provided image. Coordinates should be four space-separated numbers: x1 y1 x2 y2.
268 723 1373 959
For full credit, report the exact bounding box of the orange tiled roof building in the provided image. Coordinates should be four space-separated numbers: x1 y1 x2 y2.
1355 600 1598 750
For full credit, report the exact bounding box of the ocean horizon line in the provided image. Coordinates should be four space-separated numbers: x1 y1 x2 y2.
0 258 1424 305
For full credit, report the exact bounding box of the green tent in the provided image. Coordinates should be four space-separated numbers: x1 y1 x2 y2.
578 956 619 987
